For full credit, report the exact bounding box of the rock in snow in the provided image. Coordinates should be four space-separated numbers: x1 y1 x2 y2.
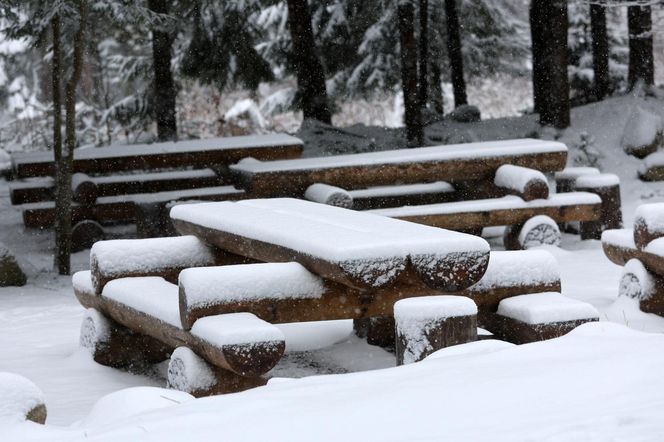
622 106 662 158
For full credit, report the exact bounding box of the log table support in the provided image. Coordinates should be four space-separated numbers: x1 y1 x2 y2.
574 173 622 240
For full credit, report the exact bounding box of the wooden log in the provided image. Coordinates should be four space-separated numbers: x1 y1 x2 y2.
178 250 560 330
0 373 47 424
348 181 456 210
80 308 171 368
619 258 664 317
503 215 561 250
304 183 353 208
353 317 397 349
10 169 222 205
12 134 303 178
554 167 600 193
90 235 251 294
71 173 99 204
171 199 490 292
601 229 664 277
230 139 568 197
369 192 601 231
71 220 105 252
167 347 267 397
482 292 599 344
394 296 478 365
21 185 245 229
574 174 622 240
633 203 664 250
494 164 549 201
74 274 285 377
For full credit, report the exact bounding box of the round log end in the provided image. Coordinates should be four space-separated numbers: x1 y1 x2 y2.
72 220 105 253
222 341 286 378
522 179 550 201
410 250 490 292
619 259 657 300
504 215 561 250
168 347 219 397
72 173 99 205
340 257 407 289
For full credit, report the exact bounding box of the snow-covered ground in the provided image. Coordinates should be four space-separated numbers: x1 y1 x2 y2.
3 94 664 439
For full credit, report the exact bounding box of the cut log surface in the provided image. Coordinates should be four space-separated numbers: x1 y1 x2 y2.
634 203 664 249
494 164 549 201
178 250 560 330
90 235 250 294
73 272 285 376
11 169 221 205
71 173 99 204
171 198 490 292
503 215 561 250
21 185 245 229
71 220 105 252
348 181 456 210
12 134 303 178
230 138 567 197
304 183 353 208
368 192 601 231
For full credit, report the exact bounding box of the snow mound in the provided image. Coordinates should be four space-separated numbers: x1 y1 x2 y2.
0 372 44 423
622 107 662 158
424 339 515 361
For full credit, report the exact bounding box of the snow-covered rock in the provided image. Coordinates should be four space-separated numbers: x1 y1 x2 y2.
621 107 663 158
223 99 267 134
448 105 481 123
0 373 46 424
0 242 26 287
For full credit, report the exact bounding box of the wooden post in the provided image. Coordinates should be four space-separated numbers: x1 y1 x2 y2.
575 174 622 240
394 295 477 365
494 165 549 201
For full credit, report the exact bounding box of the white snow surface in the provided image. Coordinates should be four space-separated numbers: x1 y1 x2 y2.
71 271 93 294
494 164 547 192
634 202 664 231
348 181 454 198
601 228 636 249
469 250 560 292
0 373 44 423
553 166 600 180
230 138 567 173
170 198 489 262
574 173 620 188
369 192 601 218
642 150 664 168
303 183 353 208
497 292 600 325
180 262 326 308
621 106 662 155
190 313 285 347
167 348 218 393
394 295 478 320
101 277 181 328
620 259 656 300
643 237 664 257
91 236 214 278
0 147 12 172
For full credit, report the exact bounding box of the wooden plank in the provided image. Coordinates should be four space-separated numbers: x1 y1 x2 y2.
368 192 601 230
602 231 664 276
21 185 245 229
348 181 457 210
10 169 222 205
12 134 303 178
230 139 567 197
170 198 490 292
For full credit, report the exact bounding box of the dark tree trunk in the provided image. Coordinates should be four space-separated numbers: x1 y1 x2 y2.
444 0 467 108
148 0 177 141
52 15 66 274
430 62 444 114
529 0 570 129
398 1 424 147
590 4 609 100
286 0 332 124
627 5 654 90
418 0 428 109
56 0 87 275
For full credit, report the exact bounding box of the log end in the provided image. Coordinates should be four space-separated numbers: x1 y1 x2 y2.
410 250 490 292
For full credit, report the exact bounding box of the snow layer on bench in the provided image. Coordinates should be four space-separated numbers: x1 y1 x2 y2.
643 237 664 257
9 177 54 191
601 228 636 249
102 277 181 328
230 138 567 173
468 250 560 292
494 164 547 192
554 166 600 180
72 270 94 295
0 372 44 423
575 173 620 188
180 262 326 308
634 203 664 231
369 192 601 217
191 312 285 346
91 236 214 276
12 134 303 164
170 198 489 261
394 295 477 321
497 292 599 325
348 181 454 198
93 169 218 185
641 149 664 169
101 186 243 205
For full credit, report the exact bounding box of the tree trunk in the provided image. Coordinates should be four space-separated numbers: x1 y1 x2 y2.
57 0 88 275
148 0 178 141
398 1 423 147
530 0 570 129
627 5 654 90
444 0 467 108
285 0 332 124
418 0 428 109
590 4 609 100
52 15 65 274
430 62 444 114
